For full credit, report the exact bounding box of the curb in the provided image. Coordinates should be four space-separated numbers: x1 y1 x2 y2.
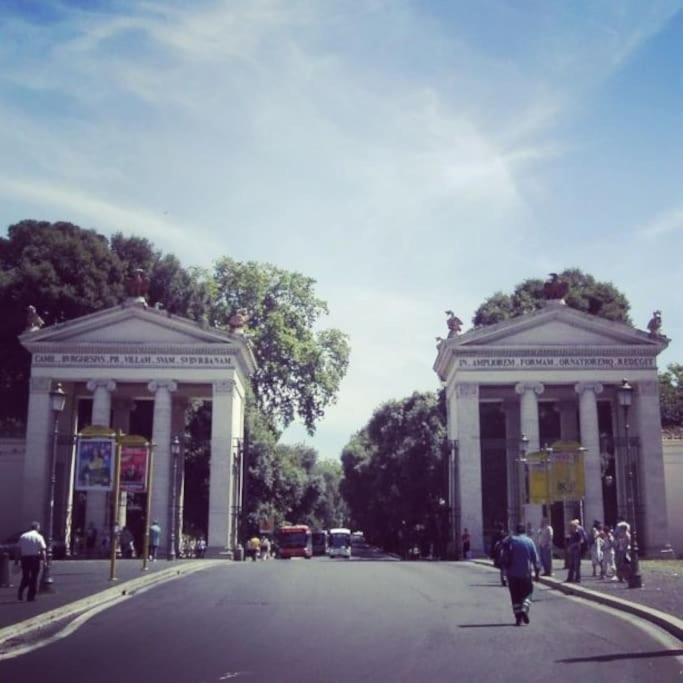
472 559 683 642
0 560 226 648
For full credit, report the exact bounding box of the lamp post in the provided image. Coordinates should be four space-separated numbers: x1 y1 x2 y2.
40 382 66 593
516 434 529 528
617 379 642 589
169 435 181 561
542 444 554 517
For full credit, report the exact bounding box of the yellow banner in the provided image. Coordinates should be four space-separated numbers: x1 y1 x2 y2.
525 442 585 503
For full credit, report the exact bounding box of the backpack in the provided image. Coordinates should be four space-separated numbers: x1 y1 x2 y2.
499 537 514 569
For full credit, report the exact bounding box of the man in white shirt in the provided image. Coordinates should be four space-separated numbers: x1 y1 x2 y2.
538 518 554 576
17 521 46 602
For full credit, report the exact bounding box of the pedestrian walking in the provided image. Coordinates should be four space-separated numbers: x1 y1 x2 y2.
248 536 260 561
16 521 46 602
614 521 631 582
149 520 161 561
196 537 207 559
600 526 616 579
500 524 540 625
260 536 271 560
537 518 554 576
490 522 507 586
461 528 471 559
565 519 583 583
590 523 603 577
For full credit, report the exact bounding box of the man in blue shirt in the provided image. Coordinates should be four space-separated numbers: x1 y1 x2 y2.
502 523 540 626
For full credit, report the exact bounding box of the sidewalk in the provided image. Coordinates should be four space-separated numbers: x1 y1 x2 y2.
0 558 208 630
547 557 683 620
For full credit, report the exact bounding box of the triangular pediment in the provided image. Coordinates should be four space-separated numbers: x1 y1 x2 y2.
21 304 232 346
434 302 668 380
21 301 257 376
455 303 663 349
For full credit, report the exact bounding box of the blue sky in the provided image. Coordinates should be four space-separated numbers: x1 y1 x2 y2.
2 1 683 457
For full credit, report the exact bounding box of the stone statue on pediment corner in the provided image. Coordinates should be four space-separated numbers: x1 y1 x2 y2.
25 305 45 332
445 310 463 338
647 310 663 337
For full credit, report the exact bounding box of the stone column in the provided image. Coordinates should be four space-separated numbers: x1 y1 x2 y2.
148 380 177 555
85 379 116 535
21 377 53 528
574 382 605 529
632 380 670 554
209 380 235 554
503 400 521 531
112 398 132 530
515 382 544 531
454 383 483 556
575 382 604 529
445 384 458 556
171 399 188 555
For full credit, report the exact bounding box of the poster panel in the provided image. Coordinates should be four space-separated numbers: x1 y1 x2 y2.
549 446 585 501
120 445 149 492
527 452 550 505
75 438 115 491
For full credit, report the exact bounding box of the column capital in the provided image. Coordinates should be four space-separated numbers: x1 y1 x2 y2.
213 379 235 395
514 382 544 396
148 380 178 394
86 379 116 393
575 382 603 396
455 383 478 399
29 376 52 393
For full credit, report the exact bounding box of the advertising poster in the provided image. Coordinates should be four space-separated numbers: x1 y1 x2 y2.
549 444 585 502
75 438 115 491
526 452 550 505
120 445 148 493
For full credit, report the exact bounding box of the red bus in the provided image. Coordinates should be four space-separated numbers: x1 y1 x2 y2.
276 525 313 559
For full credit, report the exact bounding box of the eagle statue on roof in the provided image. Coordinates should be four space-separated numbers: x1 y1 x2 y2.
445 310 463 337
543 273 569 301
647 310 663 338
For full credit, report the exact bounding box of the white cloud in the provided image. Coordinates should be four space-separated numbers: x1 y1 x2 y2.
0 176 221 262
637 208 683 238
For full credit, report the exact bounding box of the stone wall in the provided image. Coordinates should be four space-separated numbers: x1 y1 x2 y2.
0 437 25 539
663 438 683 557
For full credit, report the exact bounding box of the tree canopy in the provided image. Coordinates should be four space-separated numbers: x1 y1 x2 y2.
659 364 683 428
240 400 348 535
340 391 449 554
472 268 632 327
207 257 350 433
0 221 349 434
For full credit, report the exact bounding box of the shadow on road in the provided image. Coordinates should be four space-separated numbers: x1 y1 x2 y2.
556 650 683 664
458 623 519 628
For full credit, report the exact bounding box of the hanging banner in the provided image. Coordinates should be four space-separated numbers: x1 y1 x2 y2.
120 444 149 492
549 441 585 502
526 451 551 505
75 438 116 491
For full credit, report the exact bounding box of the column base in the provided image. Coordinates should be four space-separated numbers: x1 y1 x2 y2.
641 543 676 559
205 546 233 559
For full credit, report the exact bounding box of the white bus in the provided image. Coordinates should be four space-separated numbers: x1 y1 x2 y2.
328 528 352 559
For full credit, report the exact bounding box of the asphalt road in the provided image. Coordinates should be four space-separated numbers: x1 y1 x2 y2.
2 553 682 683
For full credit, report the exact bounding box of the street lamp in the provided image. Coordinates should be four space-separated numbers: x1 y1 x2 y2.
169 435 181 561
516 434 529 528
40 382 66 592
617 379 642 589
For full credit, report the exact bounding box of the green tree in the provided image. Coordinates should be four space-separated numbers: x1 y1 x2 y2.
473 268 632 327
208 257 350 433
241 404 338 535
110 233 210 318
659 364 683 427
0 221 126 426
340 391 449 554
